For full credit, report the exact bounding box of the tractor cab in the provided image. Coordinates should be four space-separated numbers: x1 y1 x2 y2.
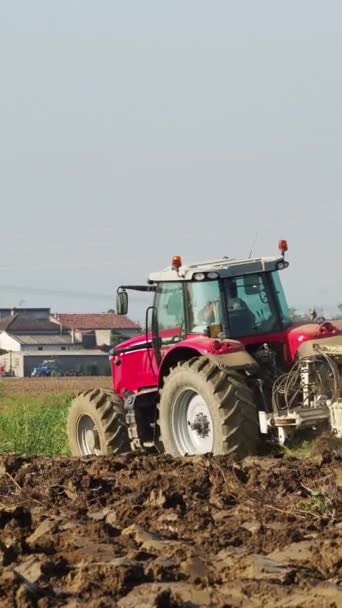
112 242 301 403
152 261 292 341
116 241 292 365
157 246 294 367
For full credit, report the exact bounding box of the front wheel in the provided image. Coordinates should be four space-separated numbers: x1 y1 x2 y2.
67 389 130 456
158 357 260 458
51 369 63 377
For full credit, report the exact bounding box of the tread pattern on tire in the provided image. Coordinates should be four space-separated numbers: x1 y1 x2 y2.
67 388 130 456
158 356 260 458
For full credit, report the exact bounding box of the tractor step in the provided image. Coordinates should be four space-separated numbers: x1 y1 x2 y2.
329 400 342 438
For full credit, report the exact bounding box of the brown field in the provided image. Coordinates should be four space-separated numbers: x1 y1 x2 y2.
0 374 342 606
0 376 112 396
0 450 341 607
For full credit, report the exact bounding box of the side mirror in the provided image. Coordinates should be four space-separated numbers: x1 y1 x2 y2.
116 290 128 315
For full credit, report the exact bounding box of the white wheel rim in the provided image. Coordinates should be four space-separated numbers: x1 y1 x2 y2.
171 388 214 455
77 415 101 455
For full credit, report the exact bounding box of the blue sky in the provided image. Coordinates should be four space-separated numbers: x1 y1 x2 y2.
0 1 341 319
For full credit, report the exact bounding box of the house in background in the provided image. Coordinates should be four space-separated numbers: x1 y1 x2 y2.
0 309 140 376
0 310 100 376
0 310 83 376
0 314 77 350
51 313 141 349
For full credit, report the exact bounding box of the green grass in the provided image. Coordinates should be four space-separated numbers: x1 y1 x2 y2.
0 392 72 456
283 439 313 459
300 493 329 515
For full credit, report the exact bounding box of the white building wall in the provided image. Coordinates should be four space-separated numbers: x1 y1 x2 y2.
0 352 23 376
20 344 72 352
0 332 21 351
95 330 112 346
94 328 140 347
0 333 76 353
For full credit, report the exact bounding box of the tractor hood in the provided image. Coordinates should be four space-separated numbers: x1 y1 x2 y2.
286 321 341 359
111 335 149 354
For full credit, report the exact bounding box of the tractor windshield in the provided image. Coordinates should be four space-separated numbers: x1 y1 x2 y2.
188 271 290 338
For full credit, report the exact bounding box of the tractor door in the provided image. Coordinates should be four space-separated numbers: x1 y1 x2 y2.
152 281 185 365
114 282 185 392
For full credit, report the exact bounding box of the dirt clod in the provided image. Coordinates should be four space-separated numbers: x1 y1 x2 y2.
0 452 341 606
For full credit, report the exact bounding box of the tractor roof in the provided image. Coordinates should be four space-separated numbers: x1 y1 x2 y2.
148 255 288 283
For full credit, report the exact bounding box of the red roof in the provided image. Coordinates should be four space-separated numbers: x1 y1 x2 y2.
53 313 140 331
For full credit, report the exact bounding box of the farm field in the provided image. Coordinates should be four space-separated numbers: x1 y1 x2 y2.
0 450 341 607
0 376 113 397
0 377 113 456
0 378 341 606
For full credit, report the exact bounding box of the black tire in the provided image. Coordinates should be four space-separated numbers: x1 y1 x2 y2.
67 388 130 456
158 357 260 458
51 369 63 377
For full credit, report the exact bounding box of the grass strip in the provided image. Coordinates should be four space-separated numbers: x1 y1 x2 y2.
0 392 72 456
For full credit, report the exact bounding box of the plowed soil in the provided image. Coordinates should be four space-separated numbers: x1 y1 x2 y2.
0 377 112 396
0 448 341 608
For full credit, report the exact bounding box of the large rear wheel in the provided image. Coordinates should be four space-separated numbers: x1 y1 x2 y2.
67 389 130 456
158 357 259 458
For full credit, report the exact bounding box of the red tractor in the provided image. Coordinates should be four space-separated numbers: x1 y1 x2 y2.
67 241 342 457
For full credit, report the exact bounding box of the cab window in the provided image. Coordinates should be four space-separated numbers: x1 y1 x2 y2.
155 282 184 336
225 273 277 337
187 280 222 332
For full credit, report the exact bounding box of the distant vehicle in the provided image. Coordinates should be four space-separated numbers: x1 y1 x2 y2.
31 359 81 377
0 366 14 377
31 359 65 377
31 359 80 378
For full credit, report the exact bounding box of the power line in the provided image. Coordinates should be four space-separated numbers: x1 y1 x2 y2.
1 284 113 300
1 284 153 302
